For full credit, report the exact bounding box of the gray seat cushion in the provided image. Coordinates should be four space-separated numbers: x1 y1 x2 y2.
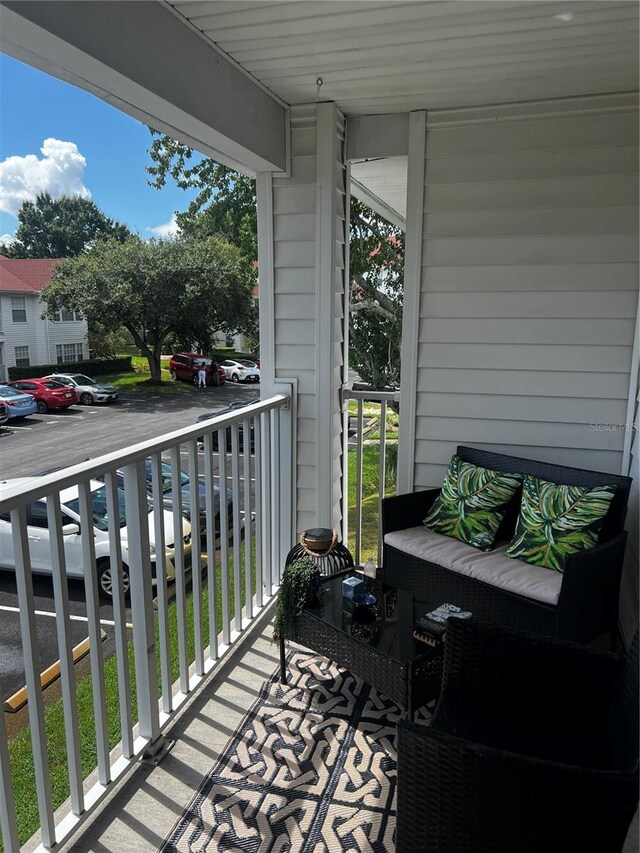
384 526 562 606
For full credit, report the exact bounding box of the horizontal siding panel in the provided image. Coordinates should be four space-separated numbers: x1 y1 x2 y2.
297 488 316 513
274 294 315 320
425 175 637 212
274 241 316 268
274 344 315 370
275 319 315 345
418 342 632 373
274 213 317 241
415 392 628 425
415 417 625 452
296 394 316 419
417 368 631 399
424 205 638 238
295 439 315 468
297 419 316 443
277 155 316 184
275 267 316 294
426 113 639 158
414 441 623 475
422 290 637 319
290 127 316 157
426 145 640 185
423 234 639 266
419 317 636 346
297 465 317 489
273 186 316 215
424 263 639 291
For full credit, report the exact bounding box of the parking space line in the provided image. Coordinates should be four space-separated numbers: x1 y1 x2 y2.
0 604 132 629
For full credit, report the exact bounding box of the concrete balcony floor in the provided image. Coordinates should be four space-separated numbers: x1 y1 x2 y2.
25 600 638 853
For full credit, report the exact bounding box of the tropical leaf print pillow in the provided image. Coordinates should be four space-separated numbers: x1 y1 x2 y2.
424 456 522 551
505 475 616 572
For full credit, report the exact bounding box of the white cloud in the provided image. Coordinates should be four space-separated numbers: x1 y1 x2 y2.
0 138 91 216
0 233 15 246
148 214 179 238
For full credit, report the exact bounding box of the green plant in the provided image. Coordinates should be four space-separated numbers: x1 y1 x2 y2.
273 557 317 641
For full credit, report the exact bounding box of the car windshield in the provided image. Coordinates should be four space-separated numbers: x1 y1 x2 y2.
240 360 256 367
0 386 27 398
63 485 127 531
143 460 189 493
70 374 95 385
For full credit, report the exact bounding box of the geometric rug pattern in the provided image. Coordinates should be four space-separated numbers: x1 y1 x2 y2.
158 651 417 852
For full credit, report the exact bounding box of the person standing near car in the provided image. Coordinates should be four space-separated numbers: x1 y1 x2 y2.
197 362 207 388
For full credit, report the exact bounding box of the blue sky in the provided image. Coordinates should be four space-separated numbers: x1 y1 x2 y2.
0 53 202 242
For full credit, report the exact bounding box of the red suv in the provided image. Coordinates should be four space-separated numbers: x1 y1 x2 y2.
169 353 226 386
8 378 78 413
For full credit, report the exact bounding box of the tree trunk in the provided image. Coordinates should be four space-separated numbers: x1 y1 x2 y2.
129 327 164 384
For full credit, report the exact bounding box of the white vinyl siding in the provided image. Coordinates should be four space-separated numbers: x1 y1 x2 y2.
413 94 639 490
267 103 348 533
0 293 88 368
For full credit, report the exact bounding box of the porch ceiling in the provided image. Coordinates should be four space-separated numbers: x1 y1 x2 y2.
169 0 639 114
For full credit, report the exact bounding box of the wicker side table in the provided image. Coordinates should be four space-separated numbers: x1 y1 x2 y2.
279 570 443 718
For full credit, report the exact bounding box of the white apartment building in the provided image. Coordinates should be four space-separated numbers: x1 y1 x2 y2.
0 255 89 382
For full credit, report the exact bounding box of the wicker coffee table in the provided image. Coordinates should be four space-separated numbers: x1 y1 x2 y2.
279 568 443 718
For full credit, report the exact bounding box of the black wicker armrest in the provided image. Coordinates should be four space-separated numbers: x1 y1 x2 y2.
381 488 440 535
556 532 628 643
434 619 623 731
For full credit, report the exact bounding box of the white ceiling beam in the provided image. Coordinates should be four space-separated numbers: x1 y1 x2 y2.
0 0 288 175
350 177 406 231
346 113 408 161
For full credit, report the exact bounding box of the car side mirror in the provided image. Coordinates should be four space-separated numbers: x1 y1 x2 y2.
61 523 80 536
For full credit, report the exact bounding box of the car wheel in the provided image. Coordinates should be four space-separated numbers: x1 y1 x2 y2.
36 400 48 414
231 373 239 383
97 558 131 600
79 392 94 405
170 369 177 380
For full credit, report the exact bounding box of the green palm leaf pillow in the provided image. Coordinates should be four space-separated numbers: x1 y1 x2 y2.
505 475 616 572
424 455 522 551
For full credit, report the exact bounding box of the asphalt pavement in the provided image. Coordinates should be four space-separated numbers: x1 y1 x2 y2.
0 381 258 706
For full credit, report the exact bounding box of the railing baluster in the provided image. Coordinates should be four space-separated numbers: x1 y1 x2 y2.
77 480 110 787
150 453 172 714
104 471 134 756
254 415 263 608
270 409 280 585
218 427 231 645
0 690 19 852
377 400 387 567
46 492 84 812
355 398 364 565
10 506 55 848
230 423 242 632
170 447 189 695
188 440 204 676
203 432 218 660
243 417 253 619
261 411 272 596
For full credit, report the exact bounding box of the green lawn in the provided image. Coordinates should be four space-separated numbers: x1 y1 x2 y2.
347 442 397 562
4 541 256 850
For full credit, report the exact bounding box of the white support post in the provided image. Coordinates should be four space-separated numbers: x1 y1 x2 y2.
121 461 161 749
397 110 426 495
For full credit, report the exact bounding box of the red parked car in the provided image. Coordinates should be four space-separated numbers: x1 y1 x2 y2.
8 378 78 413
168 353 226 386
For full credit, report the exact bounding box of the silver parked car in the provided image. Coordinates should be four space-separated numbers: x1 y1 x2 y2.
44 373 118 405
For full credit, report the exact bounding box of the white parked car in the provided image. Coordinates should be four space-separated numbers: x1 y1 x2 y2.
44 373 118 405
0 478 192 599
220 359 261 383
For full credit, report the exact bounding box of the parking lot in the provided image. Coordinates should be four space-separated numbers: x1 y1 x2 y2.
0 382 259 706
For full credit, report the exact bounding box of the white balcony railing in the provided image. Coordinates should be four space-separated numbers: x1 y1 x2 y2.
0 393 290 853
343 388 400 566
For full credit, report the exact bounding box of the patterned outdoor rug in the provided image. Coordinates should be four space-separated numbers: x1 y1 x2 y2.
158 651 416 852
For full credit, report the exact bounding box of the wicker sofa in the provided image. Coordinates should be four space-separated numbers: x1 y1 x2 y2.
382 446 632 646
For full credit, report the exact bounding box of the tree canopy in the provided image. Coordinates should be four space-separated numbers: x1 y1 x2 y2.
147 131 405 389
43 236 255 382
1 192 131 259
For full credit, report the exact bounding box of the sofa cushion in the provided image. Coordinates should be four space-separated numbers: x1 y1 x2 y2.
385 526 562 605
505 475 617 572
424 455 522 551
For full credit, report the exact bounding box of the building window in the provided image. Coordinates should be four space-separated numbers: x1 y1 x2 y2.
52 308 82 322
11 297 26 323
14 346 30 367
56 343 84 364
61 308 75 322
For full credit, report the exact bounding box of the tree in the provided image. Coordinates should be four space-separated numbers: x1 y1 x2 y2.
146 132 405 389
43 236 255 382
1 192 131 259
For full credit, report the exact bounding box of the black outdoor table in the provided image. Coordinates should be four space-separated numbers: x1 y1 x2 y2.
278 568 444 719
